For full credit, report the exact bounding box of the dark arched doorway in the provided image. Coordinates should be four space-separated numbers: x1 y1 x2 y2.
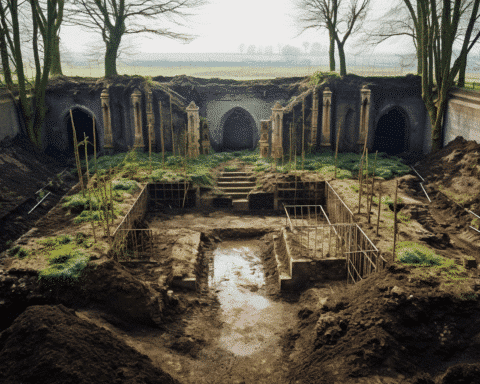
221 107 256 151
373 108 408 155
66 108 98 157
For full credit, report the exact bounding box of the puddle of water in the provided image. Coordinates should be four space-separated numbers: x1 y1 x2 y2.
209 240 288 357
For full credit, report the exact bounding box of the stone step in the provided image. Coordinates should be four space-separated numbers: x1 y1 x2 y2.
232 199 249 211
217 176 254 183
218 186 253 193
220 172 251 177
221 191 249 199
217 181 256 188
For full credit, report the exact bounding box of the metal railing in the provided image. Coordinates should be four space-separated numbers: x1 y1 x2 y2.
284 204 329 230
112 228 156 260
284 200 386 283
325 181 354 224
111 184 149 258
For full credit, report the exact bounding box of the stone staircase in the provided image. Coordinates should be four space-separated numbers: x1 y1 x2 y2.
217 171 256 210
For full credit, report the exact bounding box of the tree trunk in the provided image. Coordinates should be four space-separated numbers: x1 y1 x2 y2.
457 56 467 88
105 42 119 77
50 35 62 76
329 31 336 71
0 30 12 88
337 41 347 76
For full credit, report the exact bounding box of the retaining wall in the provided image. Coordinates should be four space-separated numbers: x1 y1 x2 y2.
444 88 480 145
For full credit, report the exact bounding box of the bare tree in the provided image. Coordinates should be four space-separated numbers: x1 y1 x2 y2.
402 0 480 152
0 0 63 148
66 0 205 77
295 0 337 71
295 0 370 76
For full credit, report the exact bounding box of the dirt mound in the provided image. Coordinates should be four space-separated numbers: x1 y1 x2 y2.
0 304 179 384
47 259 168 327
287 265 480 383
416 136 480 212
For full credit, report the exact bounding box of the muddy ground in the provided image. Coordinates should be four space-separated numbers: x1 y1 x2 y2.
1 136 480 383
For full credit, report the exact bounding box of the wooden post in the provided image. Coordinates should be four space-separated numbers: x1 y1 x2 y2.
170 94 175 156
93 116 97 175
83 133 90 185
302 98 305 170
368 151 378 223
357 154 364 214
376 182 382 236
70 109 85 196
334 120 342 179
159 101 165 165
393 179 399 261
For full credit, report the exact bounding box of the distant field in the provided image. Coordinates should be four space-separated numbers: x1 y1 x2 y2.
60 64 325 80
20 63 480 82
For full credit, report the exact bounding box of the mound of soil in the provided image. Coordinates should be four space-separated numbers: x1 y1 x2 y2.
286 265 480 384
0 304 179 384
416 136 480 212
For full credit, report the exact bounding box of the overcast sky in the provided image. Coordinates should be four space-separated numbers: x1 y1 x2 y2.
60 0 409 57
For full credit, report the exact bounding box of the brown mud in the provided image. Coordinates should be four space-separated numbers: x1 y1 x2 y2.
1 136 480 383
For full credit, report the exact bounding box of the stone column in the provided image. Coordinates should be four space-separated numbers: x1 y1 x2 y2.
311 87 319 149
259 120 270 158
200 119 211 155
271 101 284 159
101 88 113 150
146 90 155 150
358 85 371 153
131 88 144 149
186 101 200 158
321 87 332 148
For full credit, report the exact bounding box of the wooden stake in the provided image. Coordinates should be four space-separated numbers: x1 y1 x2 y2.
93 116 97 175
302 98 305 170
376 181 382 236
334 120 342 179
368 150 378 223
393 179 399 261
159 101 165 165
83 132 90 185
170 94 175 156
357 154 364 214
70 109 85 196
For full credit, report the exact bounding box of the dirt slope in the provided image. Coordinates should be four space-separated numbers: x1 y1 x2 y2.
0 304 180 384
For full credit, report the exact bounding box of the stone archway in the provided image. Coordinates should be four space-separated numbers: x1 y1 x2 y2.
66 107 98 157
373 107 408 155
220 107 256 151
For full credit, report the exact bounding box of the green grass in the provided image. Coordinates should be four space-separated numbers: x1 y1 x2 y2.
7 245 29 259
39 247 89 284
396 241 467 282
37 235 92 285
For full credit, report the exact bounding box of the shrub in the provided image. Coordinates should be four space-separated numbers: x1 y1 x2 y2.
398 247 443 266
112 179 138 193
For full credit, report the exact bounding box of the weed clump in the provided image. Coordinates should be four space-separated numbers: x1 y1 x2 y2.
39 249 89 284
7 245 29 259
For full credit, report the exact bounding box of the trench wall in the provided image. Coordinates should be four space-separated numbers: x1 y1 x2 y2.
0 91 21 143
444 88 480 145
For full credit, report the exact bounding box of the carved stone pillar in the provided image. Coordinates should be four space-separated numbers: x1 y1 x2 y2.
358 85 371 153
131 88 144 149
186 101 200 158
311 87 319 149
259 120 270 158
101 88 113 150
271 102 284 159
146 90 155 150
321 87 332 148
200 120 211 155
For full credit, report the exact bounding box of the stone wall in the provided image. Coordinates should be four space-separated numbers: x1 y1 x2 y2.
0 91 21 143
444 88 480 145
